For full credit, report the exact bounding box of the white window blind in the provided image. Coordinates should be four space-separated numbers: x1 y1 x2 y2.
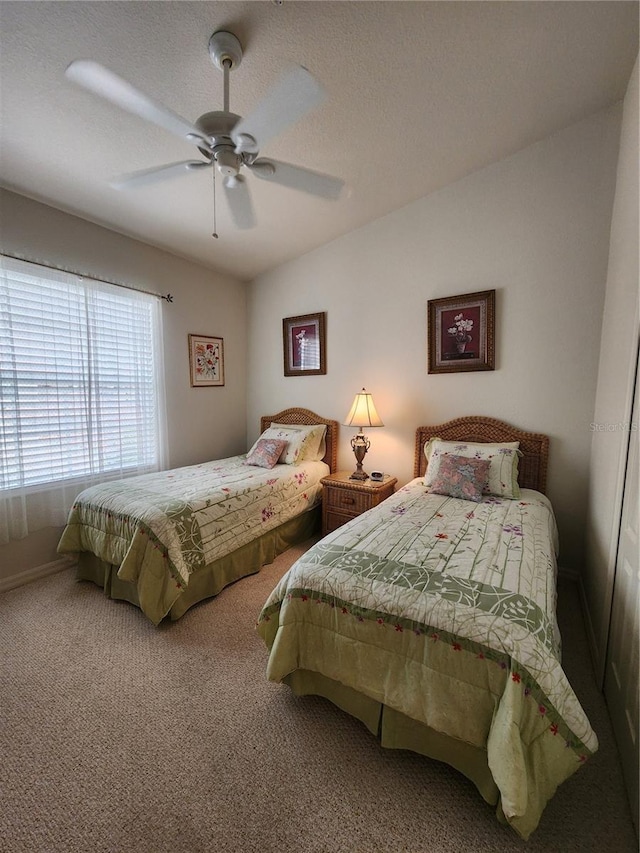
0 255 166 542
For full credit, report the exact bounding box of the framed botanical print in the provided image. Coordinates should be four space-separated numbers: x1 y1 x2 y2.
188 334 225 387
428 290 495 374
283 312 326 377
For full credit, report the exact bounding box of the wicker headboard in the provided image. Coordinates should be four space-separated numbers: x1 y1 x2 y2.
260 408 339 473
414 416 549 494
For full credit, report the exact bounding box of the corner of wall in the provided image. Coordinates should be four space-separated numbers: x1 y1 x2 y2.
582 54 639 687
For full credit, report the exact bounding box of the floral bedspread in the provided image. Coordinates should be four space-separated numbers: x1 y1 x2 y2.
257 479 598 839
58 455 327 594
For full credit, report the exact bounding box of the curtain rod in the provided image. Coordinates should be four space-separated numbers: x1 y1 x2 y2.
0 251 174 303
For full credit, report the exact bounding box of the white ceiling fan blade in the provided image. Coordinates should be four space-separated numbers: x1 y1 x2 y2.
65 60 210 149
248 159 344 200
110 161 210 189
231 66 325 153
223 176 256 229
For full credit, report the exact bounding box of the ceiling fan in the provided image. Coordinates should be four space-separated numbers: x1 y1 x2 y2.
65 31 344 231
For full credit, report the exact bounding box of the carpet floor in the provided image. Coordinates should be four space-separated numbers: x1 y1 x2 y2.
0 541 636 853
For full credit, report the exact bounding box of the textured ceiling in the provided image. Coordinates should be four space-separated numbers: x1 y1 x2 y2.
0 1 637 281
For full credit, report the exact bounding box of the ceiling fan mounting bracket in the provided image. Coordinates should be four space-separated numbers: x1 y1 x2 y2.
208 31 243 72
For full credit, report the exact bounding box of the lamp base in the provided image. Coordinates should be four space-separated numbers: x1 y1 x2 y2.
349 470 369 481
349 430 371 481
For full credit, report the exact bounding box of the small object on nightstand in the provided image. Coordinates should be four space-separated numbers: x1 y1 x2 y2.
369 470 384 481
320 471 397 536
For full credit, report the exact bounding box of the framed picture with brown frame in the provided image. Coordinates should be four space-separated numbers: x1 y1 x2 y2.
283 312 326 377
188 334 225 387
427 289 495 374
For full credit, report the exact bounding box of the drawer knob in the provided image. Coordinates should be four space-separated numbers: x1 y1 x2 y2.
341 496 355 505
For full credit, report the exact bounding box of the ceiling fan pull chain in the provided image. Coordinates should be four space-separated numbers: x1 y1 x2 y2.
212 165 219 239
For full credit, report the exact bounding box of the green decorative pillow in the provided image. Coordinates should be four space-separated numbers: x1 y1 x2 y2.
428 454 491 502
425 437 521 499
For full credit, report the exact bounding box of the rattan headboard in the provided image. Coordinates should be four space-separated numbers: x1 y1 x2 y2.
414 416 549 494
260 408 339 473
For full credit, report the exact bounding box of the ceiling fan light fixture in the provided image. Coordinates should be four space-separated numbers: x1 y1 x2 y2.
215 148 240 177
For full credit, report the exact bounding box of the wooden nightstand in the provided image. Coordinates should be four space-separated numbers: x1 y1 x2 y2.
320 471 397 536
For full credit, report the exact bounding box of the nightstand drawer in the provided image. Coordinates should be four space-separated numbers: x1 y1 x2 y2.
320 472 398 537
324 486 371 515
325 510 357 533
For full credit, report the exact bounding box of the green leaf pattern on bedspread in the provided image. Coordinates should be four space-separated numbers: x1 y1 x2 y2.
257 480 598 838
58 456 326 588
305 542 557 657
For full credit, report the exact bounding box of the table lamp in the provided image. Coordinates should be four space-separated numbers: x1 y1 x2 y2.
343 388 384 480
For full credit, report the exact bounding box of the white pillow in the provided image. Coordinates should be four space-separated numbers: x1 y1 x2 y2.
269 422 327 462
247 426 309 465
424 438 521 499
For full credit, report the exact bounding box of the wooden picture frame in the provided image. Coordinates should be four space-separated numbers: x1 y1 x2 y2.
188 334 225 387
427 290 495 374
283 312 326 377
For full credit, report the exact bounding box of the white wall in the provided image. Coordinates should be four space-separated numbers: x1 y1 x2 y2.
247 107 622 572
583 58 639 679
0 189 247 578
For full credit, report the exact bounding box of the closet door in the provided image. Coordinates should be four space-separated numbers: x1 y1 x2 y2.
604 346 639 834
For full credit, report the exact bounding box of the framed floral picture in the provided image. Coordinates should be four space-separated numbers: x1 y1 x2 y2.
283 312 326 376
188 334 225 387
427 290 495 374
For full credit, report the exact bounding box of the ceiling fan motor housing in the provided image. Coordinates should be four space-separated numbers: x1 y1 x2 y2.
196 111 240 142
194 110 241 160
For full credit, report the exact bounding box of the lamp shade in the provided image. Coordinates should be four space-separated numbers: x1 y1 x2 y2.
343 388 384 428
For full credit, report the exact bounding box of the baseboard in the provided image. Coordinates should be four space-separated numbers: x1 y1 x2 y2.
557 564 603 685
576 572 605 688
0 556 76 594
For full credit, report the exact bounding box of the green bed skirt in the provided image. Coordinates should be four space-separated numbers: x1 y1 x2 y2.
283 668 507 821
76 505 321 622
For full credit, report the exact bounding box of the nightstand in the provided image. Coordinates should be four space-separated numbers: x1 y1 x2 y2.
320 471 397 536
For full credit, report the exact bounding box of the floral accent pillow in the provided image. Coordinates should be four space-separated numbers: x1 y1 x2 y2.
424 438 521 499
247 427 309 465
245 438 288 469
428 454 491 502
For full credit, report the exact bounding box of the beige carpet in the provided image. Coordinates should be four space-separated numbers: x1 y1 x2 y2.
0 541 636 853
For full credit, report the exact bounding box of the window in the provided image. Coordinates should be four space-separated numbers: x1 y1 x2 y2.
0 255 166 542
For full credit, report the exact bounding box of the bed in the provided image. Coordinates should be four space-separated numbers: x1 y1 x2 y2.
257 416 598 840
58 408 338 625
